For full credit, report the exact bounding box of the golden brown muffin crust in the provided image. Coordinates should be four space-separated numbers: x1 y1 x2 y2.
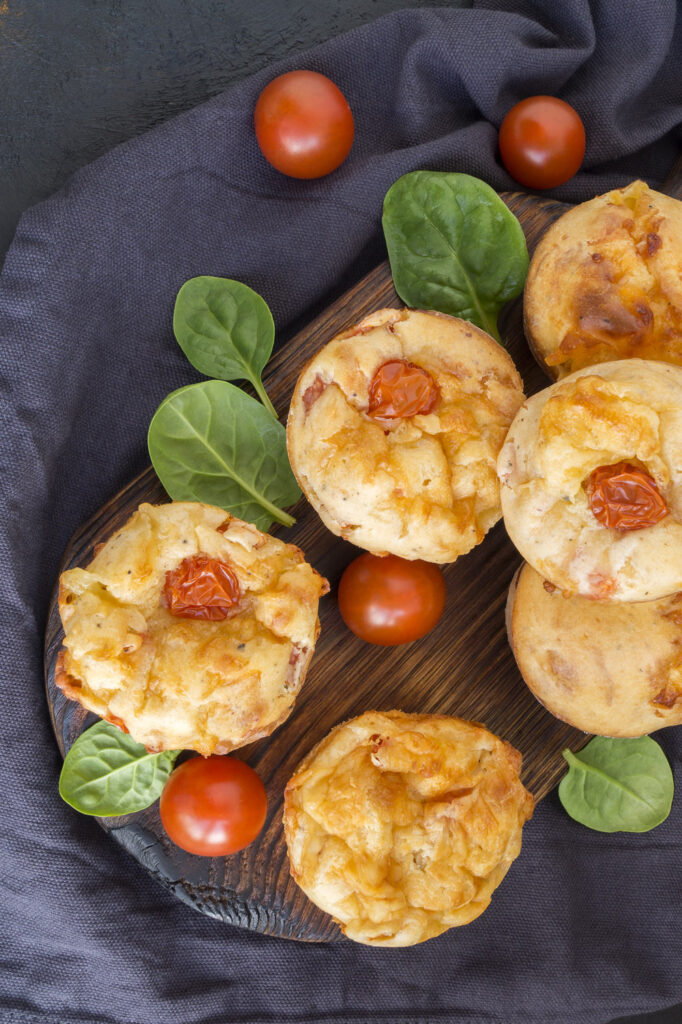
525 181 682 377
507 564 682 735
283 710 534 946
287 308 525 563
57 502 327 754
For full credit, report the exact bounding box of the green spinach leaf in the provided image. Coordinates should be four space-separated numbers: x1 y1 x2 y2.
59 721 180 817
382 171 529 343
148 379 300 530
173 276 277 417
559 736 674 833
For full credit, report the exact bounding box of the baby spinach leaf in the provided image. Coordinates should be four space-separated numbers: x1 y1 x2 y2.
559 736 674 833
382 171 529 343
148 379 300 530
59 721 180 817
173 276 277 417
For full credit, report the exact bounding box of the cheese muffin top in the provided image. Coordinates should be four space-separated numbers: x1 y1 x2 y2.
498 359 682 601
57 501 327 754
525 181 682 377
287 307 524 563
283 709 533 946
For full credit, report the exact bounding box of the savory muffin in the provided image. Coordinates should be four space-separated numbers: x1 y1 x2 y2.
498 359 682 601
507 563 682 735
283 710 534 946
57 501 328 754
286 307 525 563
525 181 682 378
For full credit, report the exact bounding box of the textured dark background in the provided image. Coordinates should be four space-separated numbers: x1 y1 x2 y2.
1 2 680 1022
0 0 461 264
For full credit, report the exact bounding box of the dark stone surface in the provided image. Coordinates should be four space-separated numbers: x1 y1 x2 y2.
1 1 679 1022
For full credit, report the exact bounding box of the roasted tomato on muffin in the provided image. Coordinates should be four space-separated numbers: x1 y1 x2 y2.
525 181 682 378
507 563 682 736
283 710 533 946
498 359 682 602
57 501 328 754
287 307 525 563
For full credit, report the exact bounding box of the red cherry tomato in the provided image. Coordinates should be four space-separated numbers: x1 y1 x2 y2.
368 360 440 420
499 96 585 190
163 555 241 621
338 553 446 646
254 70 354 179
585 462 668 532
160 756 267 857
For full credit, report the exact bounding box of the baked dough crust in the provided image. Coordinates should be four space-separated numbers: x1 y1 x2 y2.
57 502 328 754
524 180 682 378
283 710 533 946
507 564 682 735
498 359 682 601
286 308 525 563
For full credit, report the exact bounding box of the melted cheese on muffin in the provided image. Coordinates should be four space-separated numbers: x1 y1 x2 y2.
57 502 328 754
287 308 525 563
498 360 682 601
283 710 533 946
507 564 682 735
525 181 682 377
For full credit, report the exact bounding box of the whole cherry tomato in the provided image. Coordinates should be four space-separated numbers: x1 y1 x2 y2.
499 96 585 190
254 70 354 179
338 553 446 646
160 755 267 857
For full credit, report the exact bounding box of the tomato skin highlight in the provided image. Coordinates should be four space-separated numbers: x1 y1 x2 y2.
499 96 585 190
338 553 446 646
254 70 354 179
160 756 267 857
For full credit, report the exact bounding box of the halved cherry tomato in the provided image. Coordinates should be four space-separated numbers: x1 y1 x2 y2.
254 70 354 179
163 555 241 621
338 553 446 646
499 96 585 190
585 462 668 532
160 755 267 857
368 360 439 420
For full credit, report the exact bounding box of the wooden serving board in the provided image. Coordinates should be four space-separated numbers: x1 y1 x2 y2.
43 181 676 942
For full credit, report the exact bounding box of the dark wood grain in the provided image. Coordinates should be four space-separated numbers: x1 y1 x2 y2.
39 188 636 941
